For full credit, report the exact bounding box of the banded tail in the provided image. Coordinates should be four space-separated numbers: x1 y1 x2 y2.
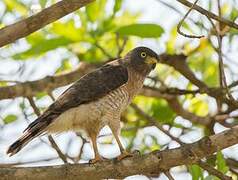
7 129 42 156
7 112 56 156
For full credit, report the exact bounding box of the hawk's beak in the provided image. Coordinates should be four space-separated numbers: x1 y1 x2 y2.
145 56 158 64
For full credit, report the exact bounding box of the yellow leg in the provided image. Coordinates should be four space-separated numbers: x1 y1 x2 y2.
89 133 102 164
112 131 134 161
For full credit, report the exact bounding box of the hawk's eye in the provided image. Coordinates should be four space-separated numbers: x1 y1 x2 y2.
140 52 147 58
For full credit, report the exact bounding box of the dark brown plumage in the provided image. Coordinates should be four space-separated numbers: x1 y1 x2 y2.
7 47 159 162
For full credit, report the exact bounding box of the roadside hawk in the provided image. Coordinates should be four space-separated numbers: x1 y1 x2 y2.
7 47 159 163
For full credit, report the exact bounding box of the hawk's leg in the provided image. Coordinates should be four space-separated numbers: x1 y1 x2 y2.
89 133 102 164
113 132 134 161
109 123 134 161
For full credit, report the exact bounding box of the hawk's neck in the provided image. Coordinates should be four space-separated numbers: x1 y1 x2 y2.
125 66 146 99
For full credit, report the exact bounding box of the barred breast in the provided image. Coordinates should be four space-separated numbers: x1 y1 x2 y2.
46 85 129 133
47 67 145 135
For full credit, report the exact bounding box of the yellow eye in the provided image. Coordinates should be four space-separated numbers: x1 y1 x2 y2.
140 52 147 58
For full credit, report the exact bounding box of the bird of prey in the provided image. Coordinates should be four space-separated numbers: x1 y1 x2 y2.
7 47 159 163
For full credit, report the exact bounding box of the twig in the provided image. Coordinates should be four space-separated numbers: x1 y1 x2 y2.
48 92 55 101
176 0 238 30
156 0 209 31
164 171 175 180
177 0 204 38
48 135 68 163
27 96 68 163
0 79 21 84
206 4 238 107
74 133 87 162
116 34 128 57
131 103 184 145
198 161 232 180
94 42 113 59
127 119 140 151
27 97 41 116
145 86 199 95
230 168 238 176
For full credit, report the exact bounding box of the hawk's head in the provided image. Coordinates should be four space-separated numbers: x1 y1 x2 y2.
125 46 159 74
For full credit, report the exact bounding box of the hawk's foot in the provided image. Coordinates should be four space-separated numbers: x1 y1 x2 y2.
116 150 135 161
89 156 104 164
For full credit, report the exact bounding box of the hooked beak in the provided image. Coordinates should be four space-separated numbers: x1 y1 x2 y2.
145 55 160 64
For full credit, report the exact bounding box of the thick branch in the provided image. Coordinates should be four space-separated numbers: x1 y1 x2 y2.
0 0 94 47
0 62 96 100
159 53 207 89
1 126 237 179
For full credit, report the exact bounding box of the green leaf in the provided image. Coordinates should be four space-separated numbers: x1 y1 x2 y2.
116 24 164 38
3 114 17 124
35 92 48 100
86 0 107 22
121 127 137 138
133 96 175 125
13 37 73 59
188 96 209 116
230 8 238 20
3 0 27 16
39 0 47 8
150 99 175 124
51 21 86 41
189 165 204 180
0 81 7 86
55 59 72 74
216 151 229 174
113 0 122 14
166 26 178 54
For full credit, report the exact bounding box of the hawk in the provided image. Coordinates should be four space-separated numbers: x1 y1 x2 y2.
7 47 159 163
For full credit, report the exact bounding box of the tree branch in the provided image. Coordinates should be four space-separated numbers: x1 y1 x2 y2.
27 96 68 163
198 161 232 180
0 62 96 100
1 125 237 179
176 0 238 30
0 0 95 47
177 0 204 39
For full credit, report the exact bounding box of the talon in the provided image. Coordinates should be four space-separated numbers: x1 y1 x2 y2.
89 156 103 164
117 151 134 161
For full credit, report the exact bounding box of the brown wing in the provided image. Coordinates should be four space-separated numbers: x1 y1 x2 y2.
24 62 128 132
49 62 128 112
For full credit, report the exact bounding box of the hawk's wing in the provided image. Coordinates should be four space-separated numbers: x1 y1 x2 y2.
49 62 128 113
25 62 128 131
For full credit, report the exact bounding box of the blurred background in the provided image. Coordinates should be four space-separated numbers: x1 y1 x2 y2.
0 0 238 179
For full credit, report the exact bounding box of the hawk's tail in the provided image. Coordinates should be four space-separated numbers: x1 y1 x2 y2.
7 129 41 156
7 113 56 156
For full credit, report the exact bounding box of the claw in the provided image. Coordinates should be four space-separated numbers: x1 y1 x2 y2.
116 150 134 161
89 156 103 164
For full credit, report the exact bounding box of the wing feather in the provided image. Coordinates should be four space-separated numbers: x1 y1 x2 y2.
50 62 128 112
24 62 128 132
